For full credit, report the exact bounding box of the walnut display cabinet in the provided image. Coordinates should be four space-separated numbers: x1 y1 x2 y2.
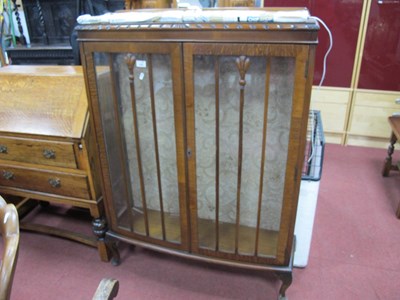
77 8 318 299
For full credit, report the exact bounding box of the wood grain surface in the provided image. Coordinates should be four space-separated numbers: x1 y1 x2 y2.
0 66 87 138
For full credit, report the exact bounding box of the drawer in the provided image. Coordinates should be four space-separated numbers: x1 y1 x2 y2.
0 136 77 168
0 162 91 199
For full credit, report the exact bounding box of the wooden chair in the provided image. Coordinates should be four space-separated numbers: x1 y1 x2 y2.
0 195 19 300
0 195 118 299
382 116 400 218
93 278 119 300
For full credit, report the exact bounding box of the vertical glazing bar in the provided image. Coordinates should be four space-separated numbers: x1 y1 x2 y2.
125 54 150 237
109 53 135 232
147 54 167 241
255 58 271 255
214 56 220 252
234 56 250 254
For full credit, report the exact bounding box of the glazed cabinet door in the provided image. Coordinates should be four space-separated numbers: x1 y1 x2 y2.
82 42 189 250
184 43 313 265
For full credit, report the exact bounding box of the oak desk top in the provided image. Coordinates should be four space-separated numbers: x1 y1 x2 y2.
0 66 88 139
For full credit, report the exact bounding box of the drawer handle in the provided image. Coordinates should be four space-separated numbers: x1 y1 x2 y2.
2 170 14 180
0 145 7 154
48 178 61 188
43 149 56 159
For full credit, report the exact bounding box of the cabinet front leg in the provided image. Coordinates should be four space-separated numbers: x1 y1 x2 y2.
276 271 292 300
92 217 120 263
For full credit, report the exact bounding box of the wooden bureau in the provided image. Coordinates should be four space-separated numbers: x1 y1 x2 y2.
0 65 110 262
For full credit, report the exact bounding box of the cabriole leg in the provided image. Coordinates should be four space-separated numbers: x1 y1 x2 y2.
276 271 292 300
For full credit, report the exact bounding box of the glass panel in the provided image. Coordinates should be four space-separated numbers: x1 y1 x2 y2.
114 53 148 237
194 55 217 250
94 52 181 243
152 54 181 242
258 56 295 257
94 53 132 230
195 54 295 257
237 57 267 256
217 56 240 254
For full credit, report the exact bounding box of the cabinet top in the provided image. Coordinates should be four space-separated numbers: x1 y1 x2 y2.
76 8 319 44
0 66 88 139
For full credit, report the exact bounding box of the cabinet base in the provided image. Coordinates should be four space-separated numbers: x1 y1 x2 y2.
105 230 295 299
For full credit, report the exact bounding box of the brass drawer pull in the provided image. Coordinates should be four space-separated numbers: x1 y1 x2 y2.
43 149 56 159
0 145 7 154
2 170 14 180
48 178 61 188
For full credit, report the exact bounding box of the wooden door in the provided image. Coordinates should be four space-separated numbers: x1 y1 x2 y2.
184 43 314 265
82 42 189 251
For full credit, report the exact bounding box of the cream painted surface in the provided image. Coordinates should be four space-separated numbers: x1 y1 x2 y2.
323 132 344 145
310 87 400 148
346 135 389 149
353 90 400 108
348 90 400 142
310 86 351 145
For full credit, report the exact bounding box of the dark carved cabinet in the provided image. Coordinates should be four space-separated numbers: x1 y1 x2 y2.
77 8 318 298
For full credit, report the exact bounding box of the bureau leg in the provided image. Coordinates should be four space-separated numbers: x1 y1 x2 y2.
276 271 292 300
382 132 397 177
106 236 121 266
92 217 115 263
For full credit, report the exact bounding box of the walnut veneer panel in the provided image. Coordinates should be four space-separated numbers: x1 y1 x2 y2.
0 66 87 139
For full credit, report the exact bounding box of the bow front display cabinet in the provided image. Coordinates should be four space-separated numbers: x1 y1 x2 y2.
77 8 319 299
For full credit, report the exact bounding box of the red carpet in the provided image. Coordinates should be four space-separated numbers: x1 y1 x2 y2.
5 144 400 299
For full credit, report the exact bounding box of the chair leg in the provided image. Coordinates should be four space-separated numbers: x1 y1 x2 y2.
93 278 119 300
382 131 397 177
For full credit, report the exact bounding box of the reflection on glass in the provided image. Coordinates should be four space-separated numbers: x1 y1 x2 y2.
94 52 181 243
176 0 261 8
195 55 295 258
94 53 131 231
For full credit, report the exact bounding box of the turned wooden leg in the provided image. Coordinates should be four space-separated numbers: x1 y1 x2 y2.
92 217 121 264
382 131 397 177
276 271 292 300
107 237 121 266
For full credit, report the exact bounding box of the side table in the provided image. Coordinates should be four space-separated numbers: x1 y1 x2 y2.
382 115 400 218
